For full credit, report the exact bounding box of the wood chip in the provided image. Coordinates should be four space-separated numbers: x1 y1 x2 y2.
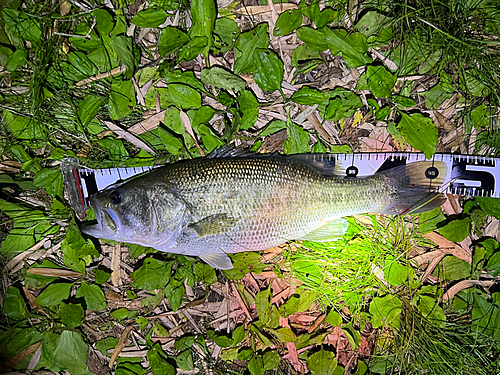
111 244 122 287
109 325 134 368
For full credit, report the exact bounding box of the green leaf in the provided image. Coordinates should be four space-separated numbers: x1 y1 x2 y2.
477 197 500 219
249 355 264 375
274 9 302 36
414 294 446 327
109 80 137 120
369 295 402 328
111 35 135 79
316 8 337 28
212 333 233 348
4 286 29 321
188 0 216 58
95 269 111 284
92 8 114 35
76 281 107 311
384 255 410 286
398 113 438 159
284 121 309 154
131 8 168 28
35 282 73 307
325 310 342 327
236 90 259 130
307 349 337 375
438 218 471 242
214 18 240 52
5 48 27 71
177 36 208 61
168 84 202 109
53 331 88 375
324 27 370 68
98 137 130 160
77 95 104 127
59 302 85 328
159 26 190 57
147 344 176 375
198 124 224 152
157 126 184 155
232 324 247 346
131 258 173 290
263 350 281 370
256 285 272 325
165 283 185 311
486 252 500 277
175 350 194 371
419 207 446 233
111 308 135 321
272 327 296 342
200 66 246 92
366 65 396 97
355 11 392 37
260 119 286 137
193 262 217 284
432 255 471 281
136 316 149 330
69 22 102 51
253 48 284 93
472 292 500 343
296 26 328 51
33 168 63 198
175 336 195 351
234 23 269 74
292 44 322 74
291 86 325 105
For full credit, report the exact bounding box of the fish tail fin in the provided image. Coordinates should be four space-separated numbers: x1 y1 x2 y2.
374 161 447 215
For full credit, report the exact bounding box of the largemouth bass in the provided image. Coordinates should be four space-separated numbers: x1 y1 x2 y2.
81 152 447 269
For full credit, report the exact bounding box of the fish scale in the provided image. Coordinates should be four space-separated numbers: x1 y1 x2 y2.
78 154 447 269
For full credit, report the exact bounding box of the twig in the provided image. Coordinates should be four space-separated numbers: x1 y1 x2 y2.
75 66 127 87
230 282 252 321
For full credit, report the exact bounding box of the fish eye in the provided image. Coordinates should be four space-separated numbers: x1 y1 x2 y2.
110 191 122 204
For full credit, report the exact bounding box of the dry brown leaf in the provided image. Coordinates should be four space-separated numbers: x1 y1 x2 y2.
60 0 71 16
443 280 495 300
423 232 472 264
433 110 455 131
180 110 205 156
109 325 134 368
308 313 326 333
128 110 166 135
105 290 123 301
279 316 301 371
420 252 447 282
76 66 126 87
230 282 252 320
4 341 42 370
103 121 156 155
27 268 83 277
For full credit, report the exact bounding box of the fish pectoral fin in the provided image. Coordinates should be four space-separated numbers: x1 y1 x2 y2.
190 214 239 237
299 218 349 242
200 253 234 270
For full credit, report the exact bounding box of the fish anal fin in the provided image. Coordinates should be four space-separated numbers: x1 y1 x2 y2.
190 214 239 237
300 218 349 242
200 253 234 270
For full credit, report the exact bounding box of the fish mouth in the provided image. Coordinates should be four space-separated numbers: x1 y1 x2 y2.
81 196 120 238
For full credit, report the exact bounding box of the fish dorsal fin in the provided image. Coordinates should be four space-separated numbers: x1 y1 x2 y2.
208 145 252 158
200 253 234 269
190 214 239 237
287 153 344 176
299 218 349 242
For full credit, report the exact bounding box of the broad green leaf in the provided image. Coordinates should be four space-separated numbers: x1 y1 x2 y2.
4 109 47 142
164 283 185 311
131 8 168 28
274 9 302 36
98 138 130 161
355 11 392 37
486 252 500 277
175 350 194 371
164 69 207 93
200 66 246 91
253 48 284 93
163 106 193 147
159 26 190 57
214 17 240 52
109 80 136 120
249 355 264 375
96 337 119 357
415 294 446 327
148 344 176 375
384 255 410 286
193 262 217 284
232 324 246 346
256 285 272 325
315 8 338 28
4 286 29 321
472 292 500 343
95 269 111 284
212 333 233 348
92 8 114 35
2 8 42 44
366 65 396 97
307 349 337 375
177 36 208 61
477 197 500 219
5 48 26 71
188 0 216 59
324 27 370 67
157 126 184 154
272 327 296 342
53 331 89 375
432 255 471 280
69 22 101 51
175 336 196 351
419 207 446 233
263 350 281 370
291 86 325 105
131 258 173 290
325 310 342 327
291 44 322 74
168 83 202 109
398 113 438 159
76 281 107 311
296 26 328 51
33 168 63 198
438 218 471 242
136 316 149 330
35 282 73 307
237 90 259 130
460 70 489 97
234 23 269 74
284 121 309 154
369 294 402 328
260 119 286 137
111 308 135 320
197 124 224 152
111 35 135 79
77 95 104 127
59 302 85 328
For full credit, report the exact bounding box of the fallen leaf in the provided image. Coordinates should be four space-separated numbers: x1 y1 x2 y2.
103 121 156 155
443 280 495 300
27 268 83 277
109 325 134 368
128 111 166 135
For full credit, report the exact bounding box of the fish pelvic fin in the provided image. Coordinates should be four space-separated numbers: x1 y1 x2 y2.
200 253 233 269
299 218 349 242
375 161 447 215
